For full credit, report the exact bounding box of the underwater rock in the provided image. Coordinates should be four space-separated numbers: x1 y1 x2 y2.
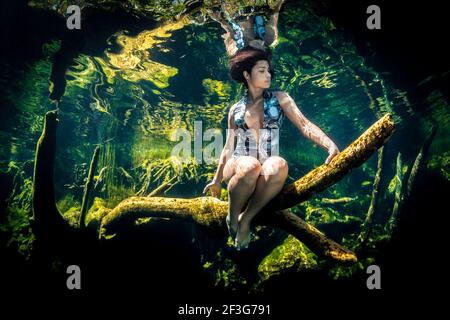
85 197 111 230
258 235 318 282
62 207 81 228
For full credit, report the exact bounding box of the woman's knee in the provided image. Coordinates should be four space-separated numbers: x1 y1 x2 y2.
235 156 262 182
261 156 288 177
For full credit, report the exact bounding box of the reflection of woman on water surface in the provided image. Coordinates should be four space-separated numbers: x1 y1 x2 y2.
203 1 340 250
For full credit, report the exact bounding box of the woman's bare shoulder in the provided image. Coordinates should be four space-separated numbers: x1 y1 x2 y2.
274 90 291 106
229 102 238 115
229 98 244 114
274 90 288 97
227 103 239 129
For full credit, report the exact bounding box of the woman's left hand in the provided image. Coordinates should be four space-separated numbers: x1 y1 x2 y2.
325 145 340 164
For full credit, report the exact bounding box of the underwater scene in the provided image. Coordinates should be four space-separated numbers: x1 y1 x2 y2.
1 0 448 316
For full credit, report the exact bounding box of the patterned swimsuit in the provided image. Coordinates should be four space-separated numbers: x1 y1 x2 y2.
232 89 284 164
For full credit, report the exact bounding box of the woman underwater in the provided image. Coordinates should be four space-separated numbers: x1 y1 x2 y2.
203 4 340 250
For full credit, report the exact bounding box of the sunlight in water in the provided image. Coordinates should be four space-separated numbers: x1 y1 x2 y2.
103 16 192 87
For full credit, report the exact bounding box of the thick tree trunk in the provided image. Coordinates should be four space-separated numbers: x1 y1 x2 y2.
32 110 73 257
32 111 65 231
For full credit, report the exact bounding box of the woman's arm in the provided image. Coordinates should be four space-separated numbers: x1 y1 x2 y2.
276 91 340 164
204 105 237 197
207 10 239 56
213 105 237 183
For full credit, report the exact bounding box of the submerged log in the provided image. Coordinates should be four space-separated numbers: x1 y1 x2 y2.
32 111 65 232
321 197 356 204
386 152 404 233
79 145 100 228
147 175 178 197
99 114 395 263
32 110 98 260
260 114 395 212
405 124 438 198
99 196 356 262
386 124 438 233
358 146 385 245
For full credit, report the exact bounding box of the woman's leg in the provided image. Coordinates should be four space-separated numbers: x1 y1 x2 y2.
235 156 288 248
223 156 262 238
207 10 239 56
264 0 284 46
223 32 238 56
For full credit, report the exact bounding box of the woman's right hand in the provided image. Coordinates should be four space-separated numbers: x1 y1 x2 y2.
203 179 222 198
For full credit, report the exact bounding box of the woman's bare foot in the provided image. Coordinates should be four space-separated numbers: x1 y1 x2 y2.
226 213 238 239
234 212 252 250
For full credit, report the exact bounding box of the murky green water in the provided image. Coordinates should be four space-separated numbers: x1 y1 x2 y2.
1 0 449 304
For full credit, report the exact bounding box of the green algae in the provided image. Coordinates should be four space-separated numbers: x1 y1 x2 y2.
258 235 318 281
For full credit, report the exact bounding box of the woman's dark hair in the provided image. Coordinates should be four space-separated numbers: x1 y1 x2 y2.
229 47 274 87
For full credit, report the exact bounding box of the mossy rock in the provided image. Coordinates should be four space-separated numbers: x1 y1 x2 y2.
62 207 81 228
57 194 80 215
258 235 318 282
85 197 112 229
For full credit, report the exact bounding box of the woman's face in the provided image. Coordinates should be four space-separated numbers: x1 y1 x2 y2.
245 60 271 89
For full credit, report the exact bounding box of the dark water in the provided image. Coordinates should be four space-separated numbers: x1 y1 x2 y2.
0 0 448 315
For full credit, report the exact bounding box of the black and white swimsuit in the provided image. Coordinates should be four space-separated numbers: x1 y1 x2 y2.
232 89 284 164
